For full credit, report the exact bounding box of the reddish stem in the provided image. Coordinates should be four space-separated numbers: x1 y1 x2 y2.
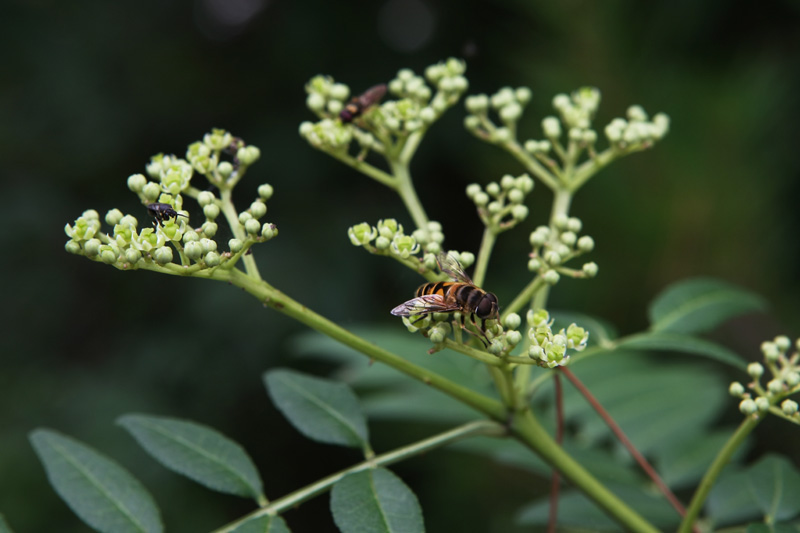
561 367 695 530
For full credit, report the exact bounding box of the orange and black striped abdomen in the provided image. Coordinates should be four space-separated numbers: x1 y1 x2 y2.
416 281 456 299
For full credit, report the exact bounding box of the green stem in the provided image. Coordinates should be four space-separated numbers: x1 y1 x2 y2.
677 415 762 533
222 268 506 420
511 409 658 532
390 160 429 230
212 420 506 533
219 188 261 281
472 226 497 287
501 139 561 191
327 150 397 188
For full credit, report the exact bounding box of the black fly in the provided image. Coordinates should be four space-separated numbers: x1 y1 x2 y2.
147 203 187 226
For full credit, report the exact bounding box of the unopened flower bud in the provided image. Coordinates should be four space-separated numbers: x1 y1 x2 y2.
202 221 218 237
199 238 217 254
185 241 203 260
582 262 598 277
754 397 769 412
143 182 161 202
466 183 481 199
506 330 522 346
203 204 220 220
767 379 784 394
245 218 261 235
577 235 595 252
84 239 101 257
781 399 798 416
761 341 780 361
250 201 267 219
739 399 757 415
197 191 215 207
227 239 243 253
217 161 233 178
100 248 118 264
258 183 274 200
153 246 173 265
237 146 261 166
125 248 142 265
543 270 560 285
728 382 745 397
204 251 221 267
775 335 791 352
747 362 764 379
511 204 528 221
127 174 147 193
261 223 277 240
503 313 521 330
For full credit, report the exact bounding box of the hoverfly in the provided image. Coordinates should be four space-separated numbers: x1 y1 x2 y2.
339 84 387 123
391 252 499 345
146 203 188 226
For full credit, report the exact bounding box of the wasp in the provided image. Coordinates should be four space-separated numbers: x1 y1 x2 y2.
391 253 499 345
339 84 387 123
146 203 188 226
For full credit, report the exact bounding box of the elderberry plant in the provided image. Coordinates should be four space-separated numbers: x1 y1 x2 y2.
33 58 800 533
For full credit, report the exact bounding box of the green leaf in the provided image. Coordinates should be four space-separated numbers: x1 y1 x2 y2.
747 454 800 523
616 332 747 370
517 482 678 530
264 369 369 450
655 427 750 489
117 414 264 503
648 277 766 334
229 515 292 533
289 327 496 424
29 429 162 533
544 352 727 455
330 468 424 533
708 466 762 526
0 513 14 533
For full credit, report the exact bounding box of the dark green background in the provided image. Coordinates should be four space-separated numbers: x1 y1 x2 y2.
3 0 799 531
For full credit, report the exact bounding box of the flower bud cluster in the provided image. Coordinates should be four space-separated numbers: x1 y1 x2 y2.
526 309 588 368
348 219 418 259
379 98 430 135
730 335 800 420
143 154 194 197
604 106 670 151
304 75 351 118
527 215 597 284
465 173 534 232
66 134 277 272
299 119 353 151
349 219 461 263
464 86 531 144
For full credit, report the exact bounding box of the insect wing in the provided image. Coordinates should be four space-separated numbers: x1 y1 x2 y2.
358 84 387 107
390 294 460 317
436 253 473 284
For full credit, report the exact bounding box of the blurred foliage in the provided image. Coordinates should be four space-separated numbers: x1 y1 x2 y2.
2 0 799 531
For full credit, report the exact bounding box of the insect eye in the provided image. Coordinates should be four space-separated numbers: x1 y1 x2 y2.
476 296 497 319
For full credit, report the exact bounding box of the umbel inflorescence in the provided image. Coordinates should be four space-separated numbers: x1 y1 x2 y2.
64 130 277 275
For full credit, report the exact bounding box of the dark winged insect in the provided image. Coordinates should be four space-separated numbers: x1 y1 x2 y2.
146 203 188 226
339 84 387 123
391 252 499 345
